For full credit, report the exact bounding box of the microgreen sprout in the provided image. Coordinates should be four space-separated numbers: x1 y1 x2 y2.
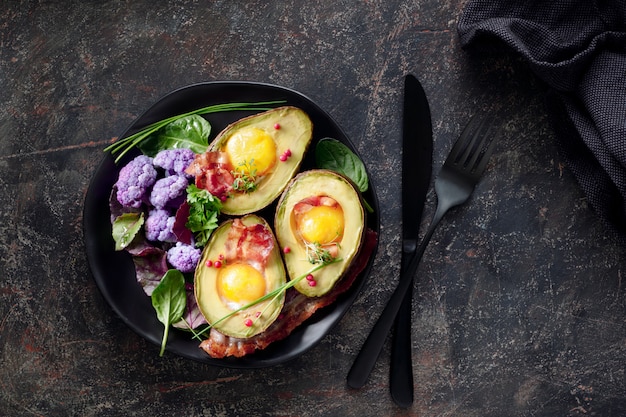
304 241 339 264
232 159 259 193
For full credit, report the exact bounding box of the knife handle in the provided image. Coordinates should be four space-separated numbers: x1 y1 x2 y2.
390 256 414 407
347 245 424 389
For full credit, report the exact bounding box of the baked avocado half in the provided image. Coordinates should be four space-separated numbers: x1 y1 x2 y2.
194 214 286 338
274 169 365 297
209 106 313 215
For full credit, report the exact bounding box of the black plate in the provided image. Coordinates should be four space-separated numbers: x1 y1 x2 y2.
83 81 379 368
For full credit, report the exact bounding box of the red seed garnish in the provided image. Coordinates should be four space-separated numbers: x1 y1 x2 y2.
308 279 317 287
214 260 222 268
218 254 224 260
306 274 314 281
279 154 287 162
283 246 291 254
255 311 261 318
274 123 280 129
205 260 213 267
284 149 292 157
244 319 253 327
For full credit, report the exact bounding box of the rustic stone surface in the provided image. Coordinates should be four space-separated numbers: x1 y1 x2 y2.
2 1 625 416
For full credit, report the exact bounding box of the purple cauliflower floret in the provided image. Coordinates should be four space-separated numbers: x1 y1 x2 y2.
144 209 177 242
167 242 201 273
149 175 189 209
153 148 196 177
116 155 157 208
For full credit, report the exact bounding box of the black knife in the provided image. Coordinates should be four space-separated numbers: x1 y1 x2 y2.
390 74 433 407
347 74 432 394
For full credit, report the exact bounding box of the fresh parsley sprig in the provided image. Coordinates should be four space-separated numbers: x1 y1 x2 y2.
185 184 222 247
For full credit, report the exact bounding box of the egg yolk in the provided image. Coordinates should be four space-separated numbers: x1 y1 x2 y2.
224 127 277 176
217 263 266 308
296 204 344 245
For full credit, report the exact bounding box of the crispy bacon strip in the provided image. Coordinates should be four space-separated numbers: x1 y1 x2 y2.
223 219 274 267
199 228 378 358
185 151 234 200
293 194 342 258
292 195 339 215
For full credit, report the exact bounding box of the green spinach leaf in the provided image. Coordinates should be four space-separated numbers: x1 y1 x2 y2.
104 101 286 163
315 138 369 192
138 114 211 157
151 269 187 356
112 212 144 251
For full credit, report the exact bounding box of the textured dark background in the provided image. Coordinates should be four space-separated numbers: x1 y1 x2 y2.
1 1 625 416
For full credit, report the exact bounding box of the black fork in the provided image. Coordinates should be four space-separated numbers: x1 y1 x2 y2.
348 115 497 395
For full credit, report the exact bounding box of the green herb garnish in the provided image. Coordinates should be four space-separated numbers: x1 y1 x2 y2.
185 184 222 247
137 114 211 157
231 159 259 193
105 101 286 163
304 241 338 264
192 259 341 340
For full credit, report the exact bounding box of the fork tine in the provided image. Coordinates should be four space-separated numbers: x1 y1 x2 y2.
452 116 496 175
459 117 487 167
465 119 491 164
471 131 497 176
447 115 482 163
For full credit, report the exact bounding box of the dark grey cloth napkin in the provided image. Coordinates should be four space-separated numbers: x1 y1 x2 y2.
458 0 626 238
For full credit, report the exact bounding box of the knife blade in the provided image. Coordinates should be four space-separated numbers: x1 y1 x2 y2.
346 74 433 392
390 74 433 407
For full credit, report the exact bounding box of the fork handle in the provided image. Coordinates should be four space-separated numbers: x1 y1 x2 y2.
347 203 449 390
347 233 428 388
347 246 422 388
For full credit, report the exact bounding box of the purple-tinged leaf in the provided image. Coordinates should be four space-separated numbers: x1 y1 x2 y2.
129 241 169 296
173 283 207 330
173 201 193 245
